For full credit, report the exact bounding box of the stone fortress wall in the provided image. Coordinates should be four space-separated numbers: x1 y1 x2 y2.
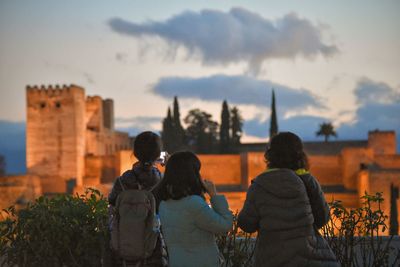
1 85 399 234
24 84 130 195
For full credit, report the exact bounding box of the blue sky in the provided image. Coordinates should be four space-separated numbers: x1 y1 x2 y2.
0 0 399 173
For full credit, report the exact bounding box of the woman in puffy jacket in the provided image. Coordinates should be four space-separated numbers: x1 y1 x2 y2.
238 132 339 267
156 151 233 267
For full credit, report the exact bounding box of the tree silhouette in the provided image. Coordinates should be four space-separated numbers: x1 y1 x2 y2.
219 100 231 153
173 96 186 150
184 109 218 154
390 183 399 235
231 106 243 147
161 107 175 152
0 155 5 176
316 122 337 142
269 89 278 138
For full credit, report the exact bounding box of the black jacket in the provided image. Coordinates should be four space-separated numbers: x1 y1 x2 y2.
238 169 339 267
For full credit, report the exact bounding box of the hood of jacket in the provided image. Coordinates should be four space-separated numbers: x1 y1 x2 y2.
252 168 306 199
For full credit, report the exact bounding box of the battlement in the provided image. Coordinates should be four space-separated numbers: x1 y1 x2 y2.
368 129 396 155
26 84 84 96
368 129 395 137
86 95 103 103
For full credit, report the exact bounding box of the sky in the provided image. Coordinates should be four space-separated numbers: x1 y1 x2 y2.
0 0 399 173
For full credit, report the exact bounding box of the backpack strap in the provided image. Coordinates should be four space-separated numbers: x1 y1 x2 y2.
118 169 143 191
131 168 143 190
118 177 126 191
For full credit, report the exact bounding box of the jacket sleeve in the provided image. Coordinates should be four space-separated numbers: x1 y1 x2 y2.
237 183 260 233
192 195 233 234
299 174 330 229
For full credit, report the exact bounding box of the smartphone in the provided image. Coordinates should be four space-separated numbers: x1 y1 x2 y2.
156 151 167 164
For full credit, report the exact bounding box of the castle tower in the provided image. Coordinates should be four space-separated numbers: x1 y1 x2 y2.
368 130 397 155
26 84 86 193
103 99 114 131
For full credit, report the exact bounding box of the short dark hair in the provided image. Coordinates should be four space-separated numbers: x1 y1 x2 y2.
133 131 161 164
264 132 309 170
156 151 206 201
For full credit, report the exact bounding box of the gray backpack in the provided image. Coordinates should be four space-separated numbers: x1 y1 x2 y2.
110 177 159 261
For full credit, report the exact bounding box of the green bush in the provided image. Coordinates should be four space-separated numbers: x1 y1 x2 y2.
0 189 109 267
1 190 399 266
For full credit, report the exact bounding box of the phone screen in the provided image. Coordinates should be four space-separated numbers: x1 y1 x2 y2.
160 151 166 160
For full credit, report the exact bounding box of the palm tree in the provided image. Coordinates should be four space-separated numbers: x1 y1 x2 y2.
316 122 337 142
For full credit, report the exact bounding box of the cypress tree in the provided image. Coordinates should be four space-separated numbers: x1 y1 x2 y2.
390 183 399 235
173 96 186 150
269 89 278 139
161 107 174 152
219 100 231 153
231 106 243 147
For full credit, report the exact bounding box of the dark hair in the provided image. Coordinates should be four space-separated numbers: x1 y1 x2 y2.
264 132 309 170
133 131 161 168
156 151 206 201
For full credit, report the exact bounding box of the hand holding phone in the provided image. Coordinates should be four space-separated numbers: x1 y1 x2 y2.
156 151 169 166
202 179 217 197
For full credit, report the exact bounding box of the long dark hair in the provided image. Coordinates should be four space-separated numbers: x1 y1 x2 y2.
133 131 161 170
264 132 309 170
156 151 206 201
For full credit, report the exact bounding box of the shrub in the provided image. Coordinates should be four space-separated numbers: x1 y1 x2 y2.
322 192 400 267
1 190 399 266
0 189 109 267
216 213 255 267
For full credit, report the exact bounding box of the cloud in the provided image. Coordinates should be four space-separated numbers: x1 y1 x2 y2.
108 8 338 73
245 78 399 148
0 120 26 174
354 77 400 105
115 116 162 136
152 74 325 113
338 79 400 148
244 114 328 140
115 52 129 64
83 72 95 84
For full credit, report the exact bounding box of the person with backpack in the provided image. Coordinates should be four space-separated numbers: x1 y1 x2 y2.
237 132 339 267
155 151 233 267
108 131 165 267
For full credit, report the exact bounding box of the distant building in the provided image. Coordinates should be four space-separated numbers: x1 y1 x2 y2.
25 84 131 194
0 84 399 234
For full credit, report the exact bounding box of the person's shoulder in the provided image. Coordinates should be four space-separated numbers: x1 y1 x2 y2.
252 168 296 183
119 169 135 180
184 195 207 208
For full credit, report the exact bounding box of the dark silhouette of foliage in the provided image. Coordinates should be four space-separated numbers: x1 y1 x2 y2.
217 212 255 267
316 122 337 142
161 97 187 153
2 191 399 266
231 106 243 147
0 189 109 267
161 107 175 152
220 100 231 153
269 89 278 139
390 183 399 235
173 96 186 151
184 109 219 154
322 192 400 267
0 155 5 177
